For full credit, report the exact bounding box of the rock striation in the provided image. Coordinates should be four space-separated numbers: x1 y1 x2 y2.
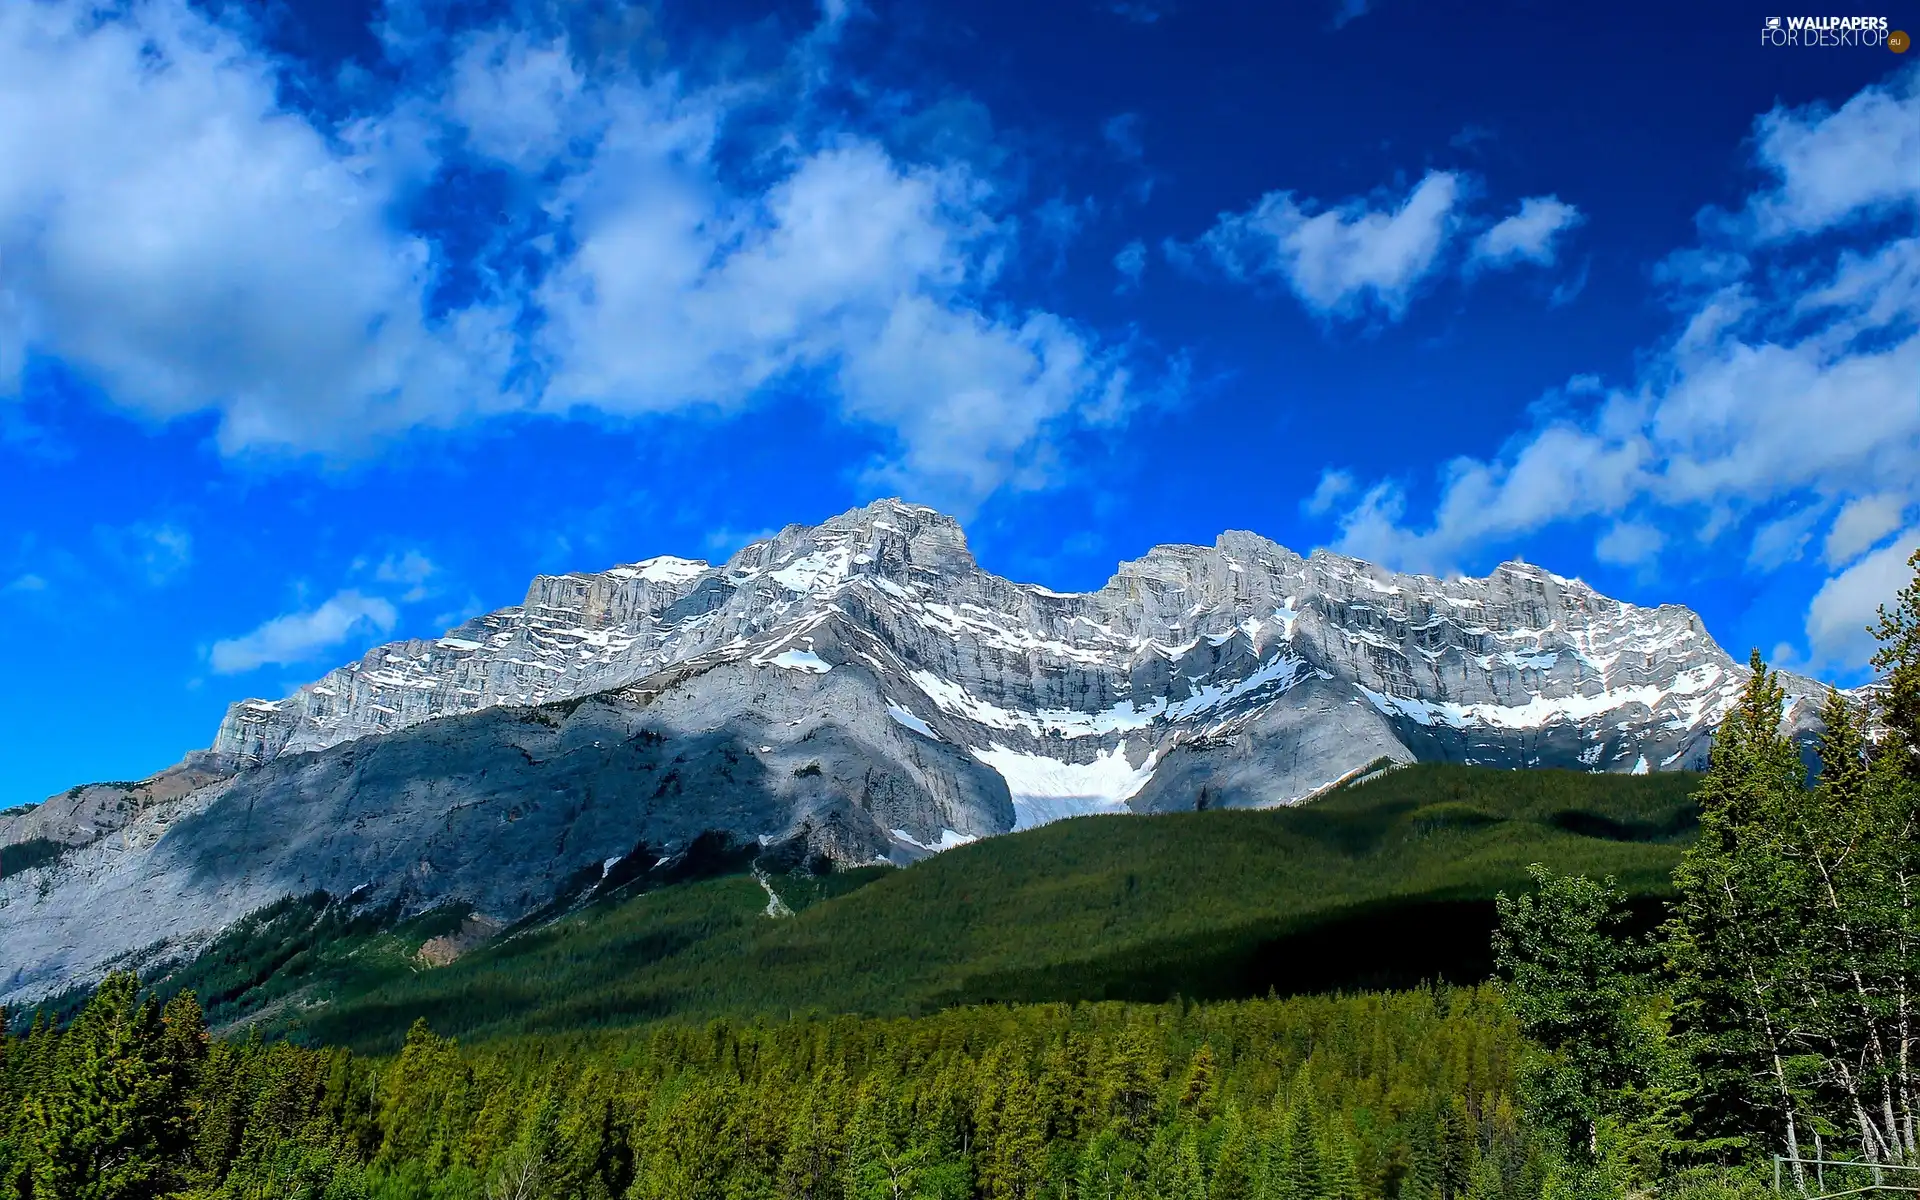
0 499 1841 1005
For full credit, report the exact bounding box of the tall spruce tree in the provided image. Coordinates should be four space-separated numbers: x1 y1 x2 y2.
22 973 175 1200
1664 652 1814 1171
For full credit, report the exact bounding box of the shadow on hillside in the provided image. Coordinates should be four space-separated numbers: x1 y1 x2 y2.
935 892 1674 1008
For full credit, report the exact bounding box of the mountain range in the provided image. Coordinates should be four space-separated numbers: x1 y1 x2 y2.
0 499 1838 1008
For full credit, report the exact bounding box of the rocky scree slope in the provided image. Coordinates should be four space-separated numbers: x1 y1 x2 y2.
0 499 1832 1006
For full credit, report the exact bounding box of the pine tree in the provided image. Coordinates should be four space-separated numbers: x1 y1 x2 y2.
1318 1116 1362 1200
1182 1046 1219 1121
1662 618 1920 1173
638 1075 742 1200
1073 1126 1126 1200
1399 1110 1442 1200
779 1067 850 1200
1209 1104 1254 1200
1436 1099 1474 1200
1039 1032 1093 1144
979 1054 1047 1200
1145 1120 1206 1200
1870 547 1920 779
1461 1146 1502 1200
1101 1027 1161 1144
22 973 176 1200
1282 1097 1323 1200
1664 651 1814 1170
155 991 205 1173
1254 1106 1292 1200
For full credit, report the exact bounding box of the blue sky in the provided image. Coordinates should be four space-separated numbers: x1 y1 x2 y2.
1 0 1916 806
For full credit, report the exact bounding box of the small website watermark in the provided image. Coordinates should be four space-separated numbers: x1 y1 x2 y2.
1760 15 1909 49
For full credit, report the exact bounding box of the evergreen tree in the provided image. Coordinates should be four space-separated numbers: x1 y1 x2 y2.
778 1068 850 1200
1870 547 1920 779
0 970 1544 1200
1209 1105 1254 1200
1318 1116 1362 1200
21 973 174 1200
1399 1111 1442 1200
1663 622 1920 1172
1182 1046 1219 1121
637 1075 741 1200
1282 1096 1323 1200
1664 652 1814 1169
978 1054 1047 1200
1042 1033 1094 1144
1461 1146 1503 1200
1073 1126 1127 1200
1101 1028 1161 1144
1144 1120 1206 1200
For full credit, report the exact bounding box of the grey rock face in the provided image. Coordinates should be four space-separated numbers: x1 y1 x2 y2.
0 499 1843 1005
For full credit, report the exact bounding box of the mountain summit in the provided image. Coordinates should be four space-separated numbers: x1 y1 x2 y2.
0 500 1830 1005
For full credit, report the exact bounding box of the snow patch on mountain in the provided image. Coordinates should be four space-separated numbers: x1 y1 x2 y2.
972 742 1158 831
766 649 830 673
1359 682 1701 730
890 827 977 851
609 556 711 584
885 703 941 740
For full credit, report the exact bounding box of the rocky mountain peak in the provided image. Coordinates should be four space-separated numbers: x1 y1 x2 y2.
1 497 1866 1008
721 498 977 592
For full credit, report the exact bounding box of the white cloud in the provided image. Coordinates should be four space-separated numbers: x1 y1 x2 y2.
1594 521 1664 566
1197 171 1464 320
1471 195 1583 268
1747 67 1920 238
540 137 969 409
4 573 46 593
210 590 398 674
1113 240 1146 292
1824 494 1908 567
0 3 1144 511
374 550 438 602
1303 468 1355 516
839 299 1110 508
0 0 515 454
1748 502 1825 569
1332 423 1649 576
1806 530 1920 669
535 123 1131 511
447 29 586 171
1316 68 1920 602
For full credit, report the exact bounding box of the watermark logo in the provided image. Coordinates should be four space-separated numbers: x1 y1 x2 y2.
1760 15 1900 47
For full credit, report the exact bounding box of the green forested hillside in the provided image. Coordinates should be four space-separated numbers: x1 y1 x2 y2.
148 764 1697 1051
3 975 1536 1200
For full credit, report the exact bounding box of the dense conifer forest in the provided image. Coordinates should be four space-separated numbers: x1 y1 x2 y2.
2 550 1915 1200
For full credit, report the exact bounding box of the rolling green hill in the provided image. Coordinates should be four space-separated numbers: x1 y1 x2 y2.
143 763 1699 1051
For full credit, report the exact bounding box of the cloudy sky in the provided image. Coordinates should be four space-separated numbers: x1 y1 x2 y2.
1 0 1916 805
